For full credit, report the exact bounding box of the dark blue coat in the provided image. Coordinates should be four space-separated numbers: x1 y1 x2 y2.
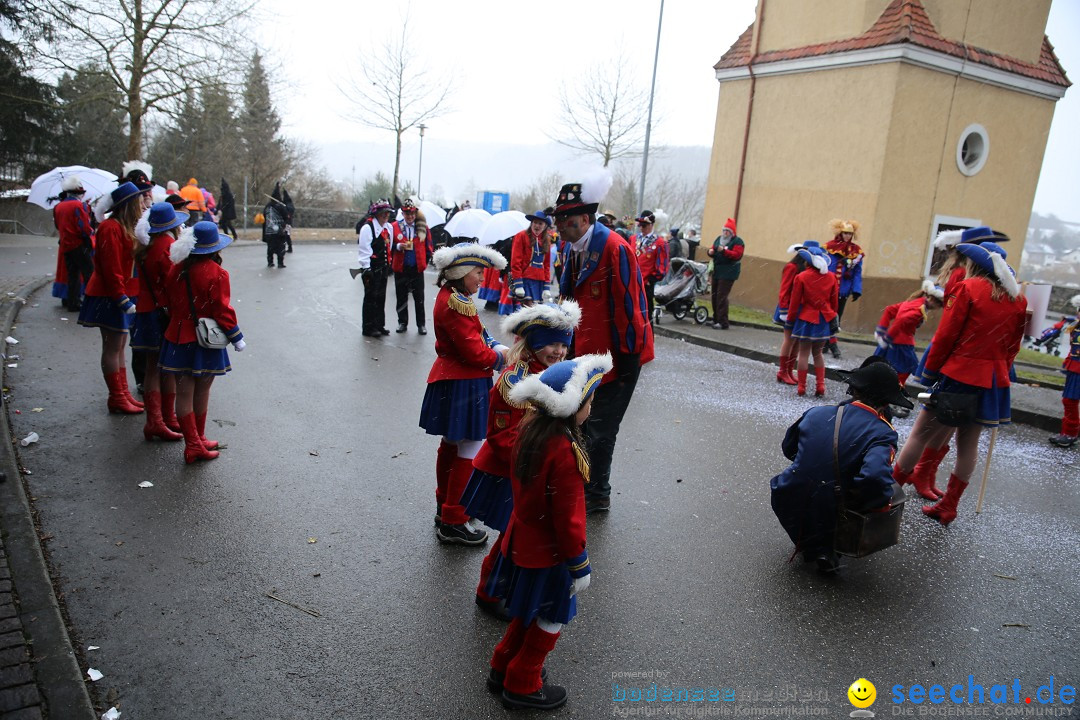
770 401 896 555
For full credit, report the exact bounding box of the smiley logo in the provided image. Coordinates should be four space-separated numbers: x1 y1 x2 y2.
847 678 876 709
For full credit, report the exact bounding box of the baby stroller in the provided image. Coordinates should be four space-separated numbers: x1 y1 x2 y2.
1031 316 1075 356
653 258 710 323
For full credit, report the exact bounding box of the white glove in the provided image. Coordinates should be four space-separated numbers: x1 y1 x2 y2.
395 243 405 251
569 574 591 598
779 313 788 322
514 287 525 298
125 305 137 315
233 339 246 351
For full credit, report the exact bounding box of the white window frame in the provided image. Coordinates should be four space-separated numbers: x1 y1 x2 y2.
924 215 981 279
956 124 990 177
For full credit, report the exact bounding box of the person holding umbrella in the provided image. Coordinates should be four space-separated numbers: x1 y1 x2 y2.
262 184 289 268
77 182 146 414
51 175 95 311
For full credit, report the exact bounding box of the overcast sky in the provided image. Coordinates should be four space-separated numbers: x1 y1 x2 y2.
260 0 1078 221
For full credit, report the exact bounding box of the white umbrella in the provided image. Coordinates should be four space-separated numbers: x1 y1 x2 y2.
26 166 118 209
418 200 446 227
477 210 530 246
443 208 491 239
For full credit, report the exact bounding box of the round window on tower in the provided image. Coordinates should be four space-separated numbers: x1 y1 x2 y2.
956 124 989 177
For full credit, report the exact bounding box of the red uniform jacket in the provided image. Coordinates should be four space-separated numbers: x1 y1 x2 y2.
788 268 839 324
876 302 900 335
558 223 654 381
426 285 501 382
472 359 545 477
943 266 967 298
85 219 137 304
53 198 93 254
509 229 551 291
500 431 589 576
135 236 176 312
1064 323 1080 375
777 261 799 311
163 259 242 345
924 277 1027 389
388 221 431 274
632 234 669 281
882 298 928 346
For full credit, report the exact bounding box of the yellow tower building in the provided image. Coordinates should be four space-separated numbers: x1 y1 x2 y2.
703 0 1069 331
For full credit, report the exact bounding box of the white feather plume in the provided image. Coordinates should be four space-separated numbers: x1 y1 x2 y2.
933 229 964 250
652 208 670 232
508 353 613 418
1069 294 1080 310
580 167 613 206
990 253 1020 298
170 226 196 264
135 210 151 246
122 160 153 180
501 300 581 339
93 193 114 223
811 253 829 274
786 243 804 255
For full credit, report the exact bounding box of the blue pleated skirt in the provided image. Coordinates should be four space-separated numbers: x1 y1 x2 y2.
460 469 513 533
419 377 491 442
130 310 166 351
1064 370 1080 400
485 552 577 626
937 374 1011 427
77 295 132 333
519 279 548 302
159 339 231 377
873 343 918 376
790 316 831 341
51 281 67 299
913 342 933 385
772 305 788 327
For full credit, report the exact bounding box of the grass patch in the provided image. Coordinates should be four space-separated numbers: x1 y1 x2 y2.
1016 368 1065 388
729 304 775 326
1015 346 1067 369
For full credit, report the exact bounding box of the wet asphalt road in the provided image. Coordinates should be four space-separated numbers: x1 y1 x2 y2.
4 242 1078 719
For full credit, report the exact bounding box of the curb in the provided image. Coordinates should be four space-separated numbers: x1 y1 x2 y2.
0 277 97 719
652 324 1061 434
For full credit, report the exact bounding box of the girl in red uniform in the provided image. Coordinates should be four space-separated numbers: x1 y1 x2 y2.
77 182 148 414
774 242 813 385
160 222 245 464
462 300 580 618
485 353 611 711
419 244 509 545
788 247 837 397
509 211 555 306
872 280 944 386
1048 297 1080 449
893 242 1026 525
132 203 188 441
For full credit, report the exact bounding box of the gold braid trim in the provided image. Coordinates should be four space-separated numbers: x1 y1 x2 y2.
448 292 477 317
572 438 591 484
498 361 531 408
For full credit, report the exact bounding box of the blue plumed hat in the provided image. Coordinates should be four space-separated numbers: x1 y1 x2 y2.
432 243 506 280
509 354 612 417
169 221 233 262
935 225 1010 250
502 300 580 350
797 246 829 274
786 239 820 254
955 243 1020 297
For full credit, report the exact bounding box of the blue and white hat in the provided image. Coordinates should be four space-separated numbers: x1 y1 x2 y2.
797 246 830 274
934 225 1010 250
502 300 580 350
786 239 821 254
432 243 507 280
509 354 612 418
955 242 1020 298
170 221 233 263
921 279 944 301
135 202 188 245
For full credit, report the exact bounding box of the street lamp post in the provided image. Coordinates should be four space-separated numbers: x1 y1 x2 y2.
417 124 427 199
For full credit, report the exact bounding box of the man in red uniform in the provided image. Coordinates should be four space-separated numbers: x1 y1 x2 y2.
553 181 654 514
631 210 669 323
52 175 94 311
390 199 431 334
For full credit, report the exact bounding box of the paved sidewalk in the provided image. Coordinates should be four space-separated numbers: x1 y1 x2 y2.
652 316 1065 433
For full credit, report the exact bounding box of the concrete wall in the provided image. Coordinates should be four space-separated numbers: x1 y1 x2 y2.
755 0 891 53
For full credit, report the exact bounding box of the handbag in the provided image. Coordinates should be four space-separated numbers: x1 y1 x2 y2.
184 272 229 350
930 387 978 427
830 405 906 558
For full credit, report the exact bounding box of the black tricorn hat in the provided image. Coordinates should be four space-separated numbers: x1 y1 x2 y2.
837 361 914 410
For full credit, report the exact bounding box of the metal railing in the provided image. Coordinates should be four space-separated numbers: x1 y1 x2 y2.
0 219 47 236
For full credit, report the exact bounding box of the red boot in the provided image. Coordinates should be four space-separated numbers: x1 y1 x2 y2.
434 441 458 524
161 391 180 432
117 368 143 409
441 456 475 527
814 365 826 396
911 444 948 499
892 463 914 486
502 622 565 709
777 357 797 385
143 391 182 441
490 617 527 675
797 369 807 396
178 413 219 464
105 370 143 414
196 412 218 450
922 474 967 526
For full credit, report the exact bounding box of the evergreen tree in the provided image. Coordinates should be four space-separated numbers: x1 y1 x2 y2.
238 52 288 205
54 64 128 172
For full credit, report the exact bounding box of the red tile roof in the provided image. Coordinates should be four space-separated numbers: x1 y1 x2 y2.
715 0 1070 89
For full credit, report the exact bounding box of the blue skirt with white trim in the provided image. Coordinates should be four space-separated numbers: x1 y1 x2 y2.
159 339 231 377
936 374 1011 427
419 377 491 442
790 316 831 341
873 343 918 376
77 296 132 333
130 310 167 351
460 469 513 532
1063 370 1080 400
485 552 578 626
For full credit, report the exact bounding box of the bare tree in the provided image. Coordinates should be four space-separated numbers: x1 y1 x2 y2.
26 0 252 160
339 14 453 201
550 54 652 167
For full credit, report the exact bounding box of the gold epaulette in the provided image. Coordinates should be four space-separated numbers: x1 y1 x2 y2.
572 439 591 484
448 292 476 317
498 361 531 408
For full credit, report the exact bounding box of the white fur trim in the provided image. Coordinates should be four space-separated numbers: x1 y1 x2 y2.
811 254 829 274
432 243 506 273
580 168 613 206
1069 294 1080 310
786 242 803 255
122 160 153 181
61 174 83 192
508 353 613 418
921 279 944 300
93 193 113 223
990 253 1020 298
170 227 196 264
135 211 151 246
653 208 670 231
933 229 964 250
501 300 581 338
